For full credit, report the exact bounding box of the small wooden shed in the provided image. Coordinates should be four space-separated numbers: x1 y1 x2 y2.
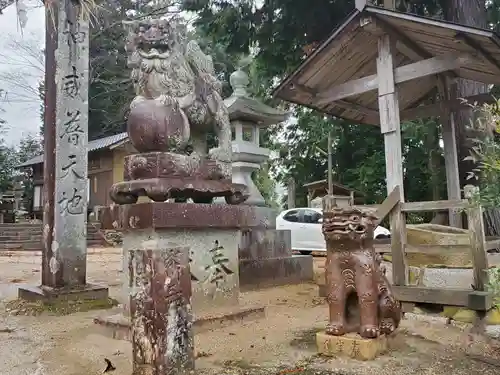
273 0 500 312
303 179 364 208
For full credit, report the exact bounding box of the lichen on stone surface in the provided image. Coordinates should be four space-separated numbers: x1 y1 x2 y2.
5 297 118 316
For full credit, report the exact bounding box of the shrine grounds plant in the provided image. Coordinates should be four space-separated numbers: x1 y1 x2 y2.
464 97 500 308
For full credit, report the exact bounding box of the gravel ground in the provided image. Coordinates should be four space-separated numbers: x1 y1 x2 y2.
0 249 499 375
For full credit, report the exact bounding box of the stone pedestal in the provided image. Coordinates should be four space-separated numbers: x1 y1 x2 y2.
239 228 313 289
316 331 389 360
129 247 194 375
124 228 240 314
18 284 108 302
236 206 313 289
95 202 265 340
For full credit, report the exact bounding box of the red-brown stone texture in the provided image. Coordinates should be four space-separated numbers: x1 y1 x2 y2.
322 206 401 339
129 247 194 375
100 202 273 231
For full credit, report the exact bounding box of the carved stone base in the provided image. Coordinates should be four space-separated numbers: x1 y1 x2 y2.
18 284 109 302
110 178 248 205
316 331 389 360
94 305 265 341
110 151 249 204
123 152 224 181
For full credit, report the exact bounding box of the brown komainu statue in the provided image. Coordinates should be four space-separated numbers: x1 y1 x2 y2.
322 206 401 338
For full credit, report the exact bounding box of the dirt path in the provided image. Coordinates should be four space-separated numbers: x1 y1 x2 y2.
0 249 499 375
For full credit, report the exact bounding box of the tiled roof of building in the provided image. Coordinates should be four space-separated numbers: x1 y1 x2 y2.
17 132 129 167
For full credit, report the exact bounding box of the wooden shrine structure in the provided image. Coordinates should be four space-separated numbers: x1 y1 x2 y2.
273 1 500 313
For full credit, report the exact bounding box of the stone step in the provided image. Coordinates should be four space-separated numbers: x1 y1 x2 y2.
0 233 101 241
0 239 105 251
0 238 42 243
0 227 100 234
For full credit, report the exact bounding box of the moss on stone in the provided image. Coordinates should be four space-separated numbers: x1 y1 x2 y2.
289 328 322 349
5 297 118 316
440 306 500 325
408 267 420 285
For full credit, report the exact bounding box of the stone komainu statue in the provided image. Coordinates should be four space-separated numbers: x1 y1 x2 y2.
109 18 248 205
322 206 401 338
123 18 231 162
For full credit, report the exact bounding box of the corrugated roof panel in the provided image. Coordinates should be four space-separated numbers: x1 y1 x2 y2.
18 132 129 167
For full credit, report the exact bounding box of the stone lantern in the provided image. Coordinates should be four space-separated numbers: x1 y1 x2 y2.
223 68 289 206
224 69 314 290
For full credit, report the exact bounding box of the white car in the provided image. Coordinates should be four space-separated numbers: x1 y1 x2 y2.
276 207 391 255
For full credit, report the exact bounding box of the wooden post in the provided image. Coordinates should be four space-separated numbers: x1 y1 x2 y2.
465 185 489 332
376 34 407 286
440 79 462 228
383 0 396 10
322 195 337 212
327 131 333 196
129 247 194 375
287 177 296 209
355 0 367 11
464 185 488 292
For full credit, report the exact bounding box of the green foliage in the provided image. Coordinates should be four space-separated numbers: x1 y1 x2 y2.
0 124 18 193
39 0 174 140
252 163 280 209
182 0 467 212
463 99 500 208
0 88 6 125
16 135 43 211
486 267 500 307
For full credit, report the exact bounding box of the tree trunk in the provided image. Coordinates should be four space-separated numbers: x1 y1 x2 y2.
441 0 500 237
427 122 446 223
427 124 442 202
442 0 488 185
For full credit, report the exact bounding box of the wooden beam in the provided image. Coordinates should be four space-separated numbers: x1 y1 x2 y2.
401 199 470 212
439 77 462 228
317 53 473 105
383 0 395 9
366 6 495 39
392 286 492 310
465 185 489 292
400 93 496 121
486 238 500 251
318 283 492 310
373 242 477 255
377 34 407 287
374 185 401 226
335 100 380 124
456 32 500 73
367 15 458 81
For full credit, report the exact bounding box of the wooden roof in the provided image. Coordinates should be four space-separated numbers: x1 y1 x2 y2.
303 179 364 199
273 5 500 126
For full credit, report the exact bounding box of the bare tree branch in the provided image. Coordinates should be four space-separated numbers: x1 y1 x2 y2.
0 34 44 106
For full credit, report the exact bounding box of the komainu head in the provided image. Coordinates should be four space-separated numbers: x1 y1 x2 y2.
322 207 378 243
123 18 186 61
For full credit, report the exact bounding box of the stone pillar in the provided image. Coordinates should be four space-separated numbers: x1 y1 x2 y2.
52 0 89 286
129 247 194 375
18 0 108 302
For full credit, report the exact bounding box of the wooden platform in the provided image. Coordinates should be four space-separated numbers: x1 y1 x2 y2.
317 283 492 311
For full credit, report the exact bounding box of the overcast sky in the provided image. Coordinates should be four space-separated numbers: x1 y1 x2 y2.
0 0 45 147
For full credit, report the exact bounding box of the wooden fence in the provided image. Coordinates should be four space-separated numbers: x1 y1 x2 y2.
353 185 494 312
